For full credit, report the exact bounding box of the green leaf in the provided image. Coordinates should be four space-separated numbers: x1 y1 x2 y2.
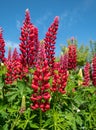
0 126 3 130
3 124 9 130
30 123 39 128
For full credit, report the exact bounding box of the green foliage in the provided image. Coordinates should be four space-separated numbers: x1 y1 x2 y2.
77 45 89 66
61 38 89 66
90 40 96 61
1 66 96 130
0 39 96 130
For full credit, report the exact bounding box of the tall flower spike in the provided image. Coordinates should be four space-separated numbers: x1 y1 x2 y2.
0 27 5 63
5 48 28 84
60 53 68 70
83 62 90 86
51 61 68 94
19 9 39 68
12 48 19 61
30 43 51 112
68 44 77 70
44 16 59 75
92 55 96 86
4 47 12 66
51 53 68 94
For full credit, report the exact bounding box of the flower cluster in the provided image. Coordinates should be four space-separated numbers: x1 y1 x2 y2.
19 9 39 68
5 48 28 84
92 55 96 86
30 43 51 112
68 44 77 70
0 27 5 63
83 62 90 86
51 54 68 94
60 53 68 70
44 16 59 74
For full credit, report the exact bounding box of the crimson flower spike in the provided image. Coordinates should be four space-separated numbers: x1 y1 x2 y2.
83 62 90 86
30 43 51 112
60 53 68 70
68 44 77 70
0 27 5 63
5 48 28 84
12 48 19 61
44 16 59 75
19 9 39 68
51 55 68 94
92 55 96 86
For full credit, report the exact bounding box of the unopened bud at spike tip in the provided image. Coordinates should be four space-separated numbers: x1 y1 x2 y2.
55 16 59 20
0 27 3 33
25 8 29 12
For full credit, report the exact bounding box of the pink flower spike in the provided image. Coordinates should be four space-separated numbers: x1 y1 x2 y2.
83 62 90 86
30 43 51 112
44 16 59 75
0 27 5 63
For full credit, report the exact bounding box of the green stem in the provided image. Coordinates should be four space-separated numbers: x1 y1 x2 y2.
53 93 57 130
2 85 5 102
40 109 42 129
10 115 20 130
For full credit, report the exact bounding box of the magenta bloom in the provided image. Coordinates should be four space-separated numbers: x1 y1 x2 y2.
92 55 96 86
19 9 39 68
44 16 59 74
51 56 68 94
30 43 51 112
83 62 90 86
0 27 5 63
5 48 28 84
68 44 77 70
60 53 68 70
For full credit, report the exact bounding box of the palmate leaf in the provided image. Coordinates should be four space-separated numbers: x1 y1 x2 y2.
64 112 77 130
29 123 39 129
16 108 37 130
74 94 84 107
0 76 4 90
5 87 19 102
0 105 8 119
47 109 66 130
42 118 51 129
5 79 31 103
75 114 82 127
83 86 96 94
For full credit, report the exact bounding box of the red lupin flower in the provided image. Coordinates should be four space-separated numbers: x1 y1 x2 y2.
68 44 77 70
0 27 5 63
92 55 96 86
51 55 68 94
19 9 39 68
5 48 28 84
30 43 51 112
44 16 59 75
83 62 90 86
60 53 68 70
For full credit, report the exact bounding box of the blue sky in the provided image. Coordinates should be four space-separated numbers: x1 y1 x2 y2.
0 0 96 56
